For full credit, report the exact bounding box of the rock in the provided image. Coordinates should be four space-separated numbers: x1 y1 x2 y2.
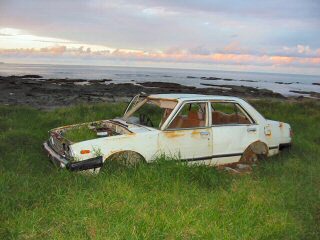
236 164 252 171
17 74 42 79
0 74 289 109
200 77 221 80
95 79 112 82
239 79 258 82
290 90 320 99
139 82 195 90
275 82 292 85
224 167 240 174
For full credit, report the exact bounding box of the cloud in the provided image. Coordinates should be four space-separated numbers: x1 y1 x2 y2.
40 46 67 55
0 28 22 36
0 1 319 74
297 45 312 54
1 0 319 51
188 46 211 55
282 45 319 57
1 45 319 70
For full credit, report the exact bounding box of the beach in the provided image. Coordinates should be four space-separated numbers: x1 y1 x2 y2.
0 74 293 109
1 64 320 109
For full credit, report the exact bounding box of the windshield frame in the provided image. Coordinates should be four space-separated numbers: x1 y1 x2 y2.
123 94 147 117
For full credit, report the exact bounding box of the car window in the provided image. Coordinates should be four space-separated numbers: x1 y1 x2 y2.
129 101 164 128
125 98 177 129
167 102 207 129
211 102 251 125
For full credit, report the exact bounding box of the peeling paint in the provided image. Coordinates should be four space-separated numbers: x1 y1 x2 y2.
163 131 185 138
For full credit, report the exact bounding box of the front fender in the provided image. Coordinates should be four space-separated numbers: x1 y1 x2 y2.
71 131 159 162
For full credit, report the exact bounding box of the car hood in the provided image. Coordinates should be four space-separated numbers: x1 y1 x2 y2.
111 118 155 133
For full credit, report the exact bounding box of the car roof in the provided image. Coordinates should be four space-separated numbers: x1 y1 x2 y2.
148 93 241 102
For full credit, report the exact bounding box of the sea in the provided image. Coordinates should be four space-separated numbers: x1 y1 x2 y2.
0 63 319 97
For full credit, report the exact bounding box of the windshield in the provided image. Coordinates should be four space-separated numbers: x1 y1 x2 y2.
123 96 178 129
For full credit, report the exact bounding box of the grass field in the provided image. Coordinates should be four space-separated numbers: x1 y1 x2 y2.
0 100 319 239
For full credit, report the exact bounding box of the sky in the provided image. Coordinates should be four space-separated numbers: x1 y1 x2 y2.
0 0 319 75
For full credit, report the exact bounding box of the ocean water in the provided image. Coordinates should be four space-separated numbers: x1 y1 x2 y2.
0 63 319 97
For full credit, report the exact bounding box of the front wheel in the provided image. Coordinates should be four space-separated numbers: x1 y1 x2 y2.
106 151 145 167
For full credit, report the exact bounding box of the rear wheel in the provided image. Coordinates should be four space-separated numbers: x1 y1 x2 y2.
240 141 268 163
240 148 258 163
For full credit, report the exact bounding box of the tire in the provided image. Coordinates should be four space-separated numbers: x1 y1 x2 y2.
240 148 258 164
107 151 144 167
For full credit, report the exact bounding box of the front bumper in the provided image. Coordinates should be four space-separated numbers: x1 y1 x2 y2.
43 141 69 168
43 141 103 171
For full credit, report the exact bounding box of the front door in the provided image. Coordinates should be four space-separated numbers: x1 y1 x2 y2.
158 101 212 162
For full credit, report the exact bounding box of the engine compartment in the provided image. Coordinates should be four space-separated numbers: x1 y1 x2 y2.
51 120 131 144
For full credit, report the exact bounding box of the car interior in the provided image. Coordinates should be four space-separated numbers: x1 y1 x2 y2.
167 103 207 129
166 102 251 129
211 102 251 125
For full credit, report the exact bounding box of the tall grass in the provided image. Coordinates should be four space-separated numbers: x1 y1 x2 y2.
0 100 319 239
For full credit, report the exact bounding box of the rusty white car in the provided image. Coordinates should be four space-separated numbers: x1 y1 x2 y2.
44 94 292 172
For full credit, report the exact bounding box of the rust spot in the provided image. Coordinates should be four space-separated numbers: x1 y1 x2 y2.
190 129 201 138
279 122 284 128
148 97 178 102
266 132 272 137
191 129 200 135
127 132 136 136
164 131 185 138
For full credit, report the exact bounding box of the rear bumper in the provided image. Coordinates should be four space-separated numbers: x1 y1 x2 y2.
43 141 103 171
279 142 292 150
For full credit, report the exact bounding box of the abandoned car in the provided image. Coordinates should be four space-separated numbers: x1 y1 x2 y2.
44 94 292 172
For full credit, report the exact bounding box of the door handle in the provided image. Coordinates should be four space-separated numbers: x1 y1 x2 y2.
247 127 257 132
200 131 210 136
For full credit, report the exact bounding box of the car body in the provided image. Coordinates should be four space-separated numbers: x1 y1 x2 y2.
44 94 292 172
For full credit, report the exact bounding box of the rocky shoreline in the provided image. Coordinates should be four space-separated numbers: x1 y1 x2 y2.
0 74 316 109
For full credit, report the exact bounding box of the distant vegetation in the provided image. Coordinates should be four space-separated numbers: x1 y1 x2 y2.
0 100 319 239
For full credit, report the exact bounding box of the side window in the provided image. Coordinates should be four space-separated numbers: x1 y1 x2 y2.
167 102 207 129
211 102 251 125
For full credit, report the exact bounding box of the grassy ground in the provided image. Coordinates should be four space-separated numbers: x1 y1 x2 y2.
63 125 98 143
0 100 319 239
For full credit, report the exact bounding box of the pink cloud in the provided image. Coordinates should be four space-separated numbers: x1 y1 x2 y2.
0 45 319 69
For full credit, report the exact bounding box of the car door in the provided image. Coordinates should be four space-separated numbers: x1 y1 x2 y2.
158 101 212 162
210 101 260 165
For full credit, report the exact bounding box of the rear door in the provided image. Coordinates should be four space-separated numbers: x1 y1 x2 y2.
209 101 259 165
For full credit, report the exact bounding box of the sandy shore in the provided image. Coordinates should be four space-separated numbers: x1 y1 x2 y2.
0 74 316 109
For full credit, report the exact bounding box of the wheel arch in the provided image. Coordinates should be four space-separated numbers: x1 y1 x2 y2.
104 150 147 163
240 140 269 163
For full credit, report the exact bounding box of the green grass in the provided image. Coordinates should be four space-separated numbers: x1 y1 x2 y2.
0 100 319 239
63 125 97 143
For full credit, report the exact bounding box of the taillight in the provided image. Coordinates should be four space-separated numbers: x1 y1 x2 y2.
80 149 90 154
